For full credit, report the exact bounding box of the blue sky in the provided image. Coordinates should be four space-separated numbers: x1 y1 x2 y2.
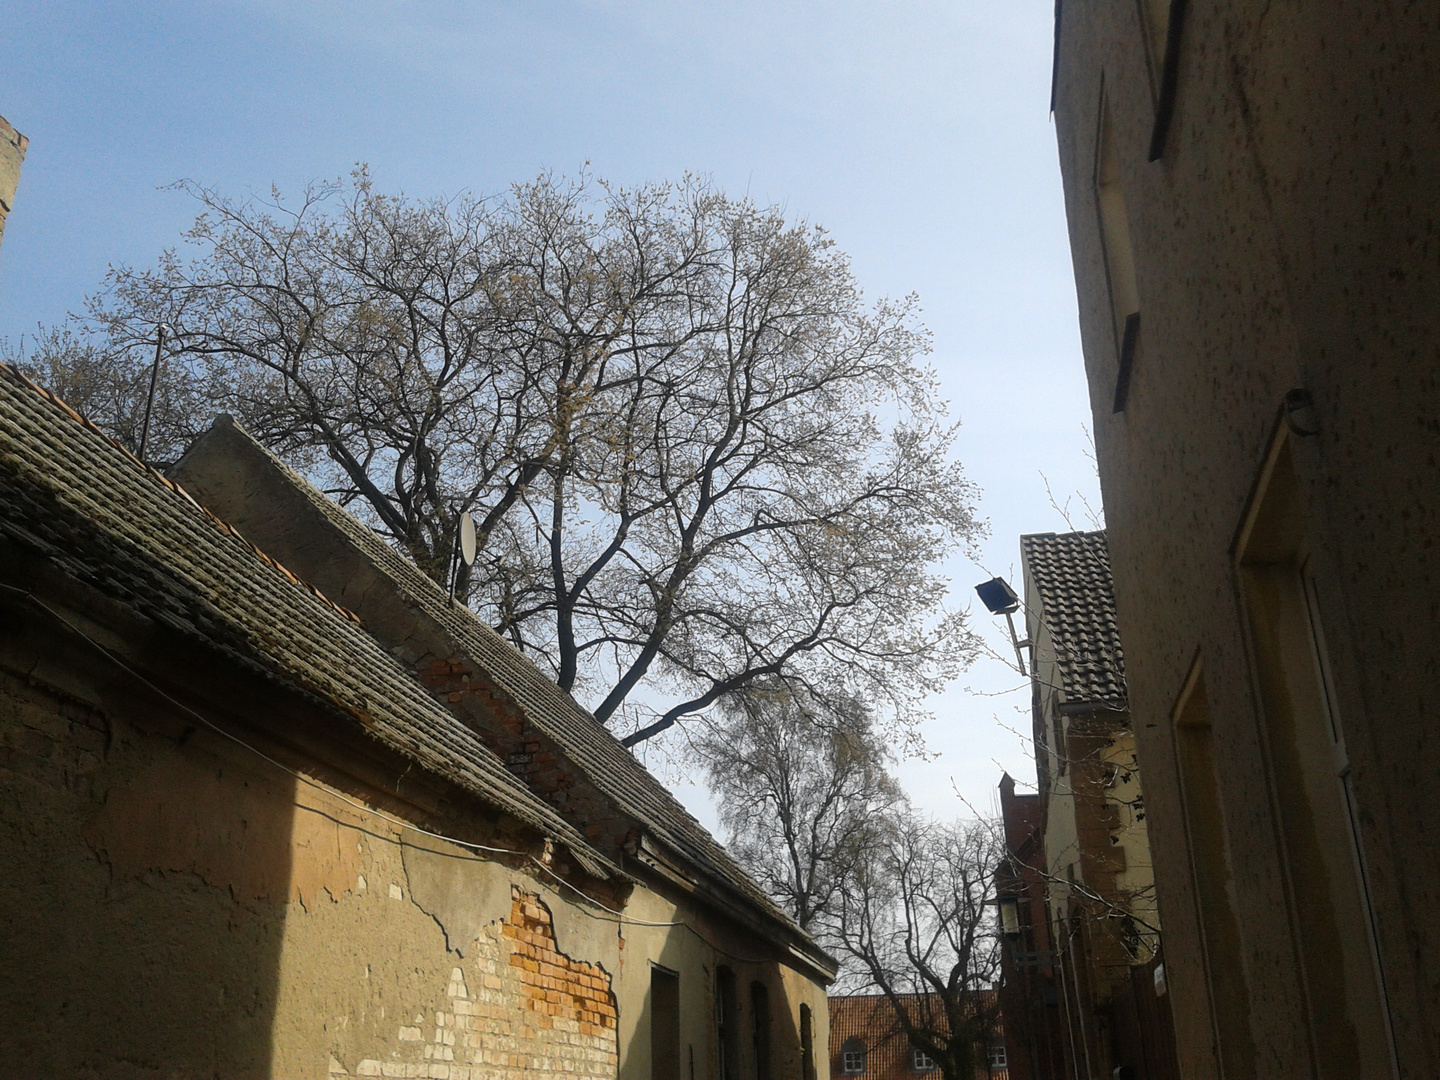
0 0 1100 828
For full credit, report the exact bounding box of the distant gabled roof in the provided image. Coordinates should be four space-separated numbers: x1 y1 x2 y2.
1020 530 1127 709
0 363 615 879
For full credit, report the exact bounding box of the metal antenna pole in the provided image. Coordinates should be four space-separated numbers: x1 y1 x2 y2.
447 506 463 602
137 324 170 463
1005 610 1028 677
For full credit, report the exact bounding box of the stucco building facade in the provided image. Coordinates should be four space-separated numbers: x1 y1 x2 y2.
0 364 834 1078
1052 4 1440 1078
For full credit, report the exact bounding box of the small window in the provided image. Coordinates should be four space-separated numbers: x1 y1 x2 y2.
716 967 739 1080
912 1049 937 1072
1096 100 1142 412
988 1044 1008 1070
800 1004 816 1080
841 1037 867 1074
651 966 680 1080
751 982 771 1080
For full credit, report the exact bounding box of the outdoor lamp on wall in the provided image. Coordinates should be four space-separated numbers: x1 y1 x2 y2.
974 577 1019 615
974 577 1029 676
997 894 1022 938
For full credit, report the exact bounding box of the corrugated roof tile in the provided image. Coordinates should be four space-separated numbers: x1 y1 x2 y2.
1020 530 1126 708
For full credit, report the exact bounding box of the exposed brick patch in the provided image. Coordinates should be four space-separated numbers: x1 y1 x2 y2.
338 885 617 1080
504 888 617 1037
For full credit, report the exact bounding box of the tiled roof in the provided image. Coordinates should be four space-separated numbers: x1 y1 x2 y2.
181 416 813 947
1020 530 1127 708
0 363 616 879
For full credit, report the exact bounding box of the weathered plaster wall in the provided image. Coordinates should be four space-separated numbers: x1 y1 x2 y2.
612 881 825 1080
1053 2 1440 1077
0 640 295 1076
1 592 825 1079
287 875 620 1080
1101 731 1157 955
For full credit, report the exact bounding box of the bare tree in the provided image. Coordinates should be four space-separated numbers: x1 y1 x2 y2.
691 683 902 933
835 813 1005 1080
15 170 982 745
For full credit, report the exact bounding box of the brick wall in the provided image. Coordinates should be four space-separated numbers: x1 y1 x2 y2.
418 657 625 852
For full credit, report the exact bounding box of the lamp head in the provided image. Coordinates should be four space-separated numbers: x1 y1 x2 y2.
975 577 1020 615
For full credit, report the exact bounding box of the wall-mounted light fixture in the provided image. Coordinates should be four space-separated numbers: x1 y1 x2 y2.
1284 387 1319 437
997 894 1022 938
975 577 1030 676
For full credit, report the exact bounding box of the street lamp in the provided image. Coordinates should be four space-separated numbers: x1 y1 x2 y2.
974 576 1029 676
997 894 1022 939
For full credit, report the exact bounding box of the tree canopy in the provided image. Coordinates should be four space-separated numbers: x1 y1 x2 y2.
14 170 982 745
691 683 902 933
694 687 1005 1080
835 814 1005 1080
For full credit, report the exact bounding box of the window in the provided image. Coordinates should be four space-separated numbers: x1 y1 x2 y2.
1236 434 1396 1076
841 1038 866 1074
912 1049 937 1072
716 967 739 1080
750 982 771 1080
800 1004 816 1080
1095 101 1141 412
1172 662 1255 1079
1138 0 1188 160
650 966 680 1080
1138 0 1171 89
987 1044 1008 1070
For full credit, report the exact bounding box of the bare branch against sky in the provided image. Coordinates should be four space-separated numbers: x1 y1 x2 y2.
0 1 1098 823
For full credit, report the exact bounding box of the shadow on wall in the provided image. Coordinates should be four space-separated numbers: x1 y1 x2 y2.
0 592 296 1077
623 921 810 1080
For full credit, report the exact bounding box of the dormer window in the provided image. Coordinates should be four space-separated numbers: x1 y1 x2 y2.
841 1037 867 1074
912 1048 937 1073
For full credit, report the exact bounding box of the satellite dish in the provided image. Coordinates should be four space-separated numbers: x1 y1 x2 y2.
459 511 477 566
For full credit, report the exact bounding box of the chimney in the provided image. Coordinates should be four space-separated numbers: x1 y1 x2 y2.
0 113 27 253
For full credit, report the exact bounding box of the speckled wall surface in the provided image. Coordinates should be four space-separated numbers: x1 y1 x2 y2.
1053 3 1440 1078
